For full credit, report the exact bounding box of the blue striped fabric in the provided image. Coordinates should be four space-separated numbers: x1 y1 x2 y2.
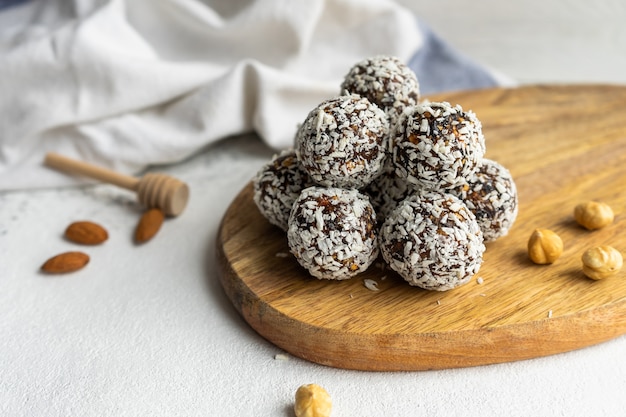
409 19 499 94
0 0 29 10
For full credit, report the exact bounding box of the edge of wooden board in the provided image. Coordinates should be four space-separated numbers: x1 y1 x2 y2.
216 187 626 371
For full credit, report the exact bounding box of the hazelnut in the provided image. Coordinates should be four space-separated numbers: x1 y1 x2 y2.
294 384 332 417
574 201 614 230
582 246 623 280
528 228 563 264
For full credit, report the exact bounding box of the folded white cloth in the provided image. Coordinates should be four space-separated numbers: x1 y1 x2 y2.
0 0 502 190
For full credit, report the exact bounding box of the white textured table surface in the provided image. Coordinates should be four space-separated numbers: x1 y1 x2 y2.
3 1 626 416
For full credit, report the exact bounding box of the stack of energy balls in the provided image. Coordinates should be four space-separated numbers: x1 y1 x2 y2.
253 56 518 291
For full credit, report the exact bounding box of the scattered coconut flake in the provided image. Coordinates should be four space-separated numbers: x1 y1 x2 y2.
380 275 387 281
363 279 380 291
275 252 289 258
274 353 290 361
476 276 484 285
547 310 553 319
436 299 441 305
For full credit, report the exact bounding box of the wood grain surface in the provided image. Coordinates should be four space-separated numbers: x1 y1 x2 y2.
216 85 626 371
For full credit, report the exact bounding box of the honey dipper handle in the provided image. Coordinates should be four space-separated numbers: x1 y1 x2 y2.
44 152 139 190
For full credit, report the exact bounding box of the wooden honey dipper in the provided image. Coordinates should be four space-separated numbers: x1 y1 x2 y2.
44 152 189 217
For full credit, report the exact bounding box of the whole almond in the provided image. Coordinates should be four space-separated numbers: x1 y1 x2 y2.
65 221 108 245
134 208 165 243
41 251 90 274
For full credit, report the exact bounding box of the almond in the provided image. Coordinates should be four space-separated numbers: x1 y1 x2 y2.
134 208 165 243
65 221 108 245
41 251 90 274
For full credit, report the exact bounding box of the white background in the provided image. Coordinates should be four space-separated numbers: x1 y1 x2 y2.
402 0 626 85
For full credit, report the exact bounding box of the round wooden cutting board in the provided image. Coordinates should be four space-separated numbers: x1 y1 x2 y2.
216 85 626 371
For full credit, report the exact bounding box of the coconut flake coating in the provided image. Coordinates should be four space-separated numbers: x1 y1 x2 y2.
364 158 416 221
379 191 485 291
287 186 378 280
295 94 388 189
392 101 486 190
253 149 314 231
340 55 420 128
451 158 518 242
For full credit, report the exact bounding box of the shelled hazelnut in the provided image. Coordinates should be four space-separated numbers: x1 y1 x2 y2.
574 201 614 230
294 384 332 417
528 229 563 264
582 246 623 280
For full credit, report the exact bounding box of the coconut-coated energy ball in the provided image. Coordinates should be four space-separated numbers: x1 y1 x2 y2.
392 101 486 190
379 191 485 291
340 55 420 128
287 186 378 280
253 149 314 231
364 158 415 221
451 158 518 242
295 94 389 189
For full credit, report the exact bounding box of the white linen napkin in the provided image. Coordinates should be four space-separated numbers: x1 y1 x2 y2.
0 0 503 190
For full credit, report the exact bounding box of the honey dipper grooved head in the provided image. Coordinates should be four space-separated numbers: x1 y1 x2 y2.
136 173 189 216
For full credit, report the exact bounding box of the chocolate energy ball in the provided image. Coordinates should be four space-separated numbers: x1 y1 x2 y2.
379 191 485 291
253 149 314 231
340 55 420 128
287 186 378 280
451 158 519 242
364 158 415 221
295 95 389 189
392 101 486 190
